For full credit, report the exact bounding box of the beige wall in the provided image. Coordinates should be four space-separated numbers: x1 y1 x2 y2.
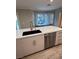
16 9 34 29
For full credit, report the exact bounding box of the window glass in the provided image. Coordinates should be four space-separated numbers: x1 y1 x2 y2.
16 16 20 30
35 13 52 26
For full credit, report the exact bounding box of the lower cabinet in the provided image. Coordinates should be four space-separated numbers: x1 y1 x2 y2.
55 30 62 45
16 34 44 59
16 38 25 59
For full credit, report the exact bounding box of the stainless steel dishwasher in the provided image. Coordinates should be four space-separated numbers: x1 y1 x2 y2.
44 32 56 49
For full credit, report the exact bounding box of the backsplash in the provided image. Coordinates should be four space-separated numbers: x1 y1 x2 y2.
16 8 62 29
16 9 34 29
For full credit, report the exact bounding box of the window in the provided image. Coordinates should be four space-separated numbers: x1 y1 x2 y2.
16 16 20 30
34 12 54 26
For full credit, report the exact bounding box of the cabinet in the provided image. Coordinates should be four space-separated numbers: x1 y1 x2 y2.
16 34 44 58
55 30 62 45
16 38 25 58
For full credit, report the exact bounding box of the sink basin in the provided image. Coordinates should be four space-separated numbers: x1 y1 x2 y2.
22 30 42 36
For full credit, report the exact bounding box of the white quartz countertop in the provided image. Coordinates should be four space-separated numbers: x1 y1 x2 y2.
16 26 62 39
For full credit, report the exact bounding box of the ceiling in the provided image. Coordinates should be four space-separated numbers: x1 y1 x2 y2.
16 0 62 11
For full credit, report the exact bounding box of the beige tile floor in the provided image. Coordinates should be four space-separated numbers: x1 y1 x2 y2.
22 45 62 59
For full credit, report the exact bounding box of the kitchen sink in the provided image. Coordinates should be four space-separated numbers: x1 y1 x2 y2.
22 30 42 36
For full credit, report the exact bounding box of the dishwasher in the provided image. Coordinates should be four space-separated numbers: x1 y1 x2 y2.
44 32 56 49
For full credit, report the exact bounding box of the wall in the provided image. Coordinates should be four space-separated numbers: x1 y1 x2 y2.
53 8 62 26
16 9 34 29
16 8 62 29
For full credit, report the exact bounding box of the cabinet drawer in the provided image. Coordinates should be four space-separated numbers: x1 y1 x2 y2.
56 35 62 40
56 31 62 36
55 38 62 45
56 33 62 37
57 31 62 34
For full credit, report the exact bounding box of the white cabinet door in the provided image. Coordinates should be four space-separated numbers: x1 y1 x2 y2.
22 34 44 56
16 38 25 58
55 30 62 45
34 34 44 52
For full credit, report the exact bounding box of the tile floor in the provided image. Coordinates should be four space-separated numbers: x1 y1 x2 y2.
22 45 62 59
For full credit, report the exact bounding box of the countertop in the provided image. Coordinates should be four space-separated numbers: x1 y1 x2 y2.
16 26 62 39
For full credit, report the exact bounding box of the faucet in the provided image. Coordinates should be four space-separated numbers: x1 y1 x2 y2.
30 21 36 31
30 21 33 31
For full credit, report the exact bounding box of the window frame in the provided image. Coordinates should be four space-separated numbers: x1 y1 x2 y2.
34 11 54 27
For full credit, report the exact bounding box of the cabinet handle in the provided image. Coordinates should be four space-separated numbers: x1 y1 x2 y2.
33 40 36 46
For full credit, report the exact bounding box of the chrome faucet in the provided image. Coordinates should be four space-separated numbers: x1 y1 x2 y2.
30 20 36 31
30 21 33 31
